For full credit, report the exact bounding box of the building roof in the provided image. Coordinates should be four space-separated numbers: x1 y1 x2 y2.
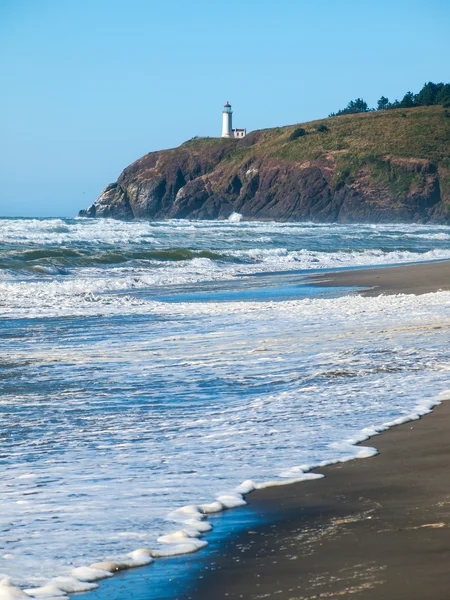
224 101 231 107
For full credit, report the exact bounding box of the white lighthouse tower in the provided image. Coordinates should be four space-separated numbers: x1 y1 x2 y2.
222 101 233 138
221 101 246 139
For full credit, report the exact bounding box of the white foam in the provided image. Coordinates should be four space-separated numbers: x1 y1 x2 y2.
234 480 256 495
227 212 242 223
157 530 201 544
183 520 212 534
167 505 206 522
199 501 225 514
70 567 113 582
89 562 123 573
23 585 67 599
48 577 98 594
256 473 324 488
0 579 32 600
216 494 247 509
88 549 153 575
124 549 154 567
152 540 208 557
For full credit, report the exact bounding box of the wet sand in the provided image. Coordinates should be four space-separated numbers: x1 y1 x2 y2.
181 260 450 600
186 399 450 600
310 258 450 296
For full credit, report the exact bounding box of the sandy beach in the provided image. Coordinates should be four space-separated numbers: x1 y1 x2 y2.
310 258 450 296
178 260 450 600
185 399 450 600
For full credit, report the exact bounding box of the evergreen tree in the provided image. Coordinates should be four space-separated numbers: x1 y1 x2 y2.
346 98 370 113
399 91 416 108
331 98 370 116
329 81 450 116
436 84 450 106
415 82 439 106
377 96 390 110
387 99 400 110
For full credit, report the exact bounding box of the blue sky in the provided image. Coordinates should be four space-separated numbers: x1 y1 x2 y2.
1 0 449 217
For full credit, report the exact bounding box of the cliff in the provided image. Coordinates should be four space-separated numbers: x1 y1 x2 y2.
80 106 450 223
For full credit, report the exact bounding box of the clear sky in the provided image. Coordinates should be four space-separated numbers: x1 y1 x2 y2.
1 0 449 217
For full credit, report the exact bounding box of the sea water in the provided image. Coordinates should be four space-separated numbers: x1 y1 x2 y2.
2 218 450 597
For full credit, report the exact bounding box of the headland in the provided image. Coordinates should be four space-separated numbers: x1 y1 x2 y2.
79 105 450 223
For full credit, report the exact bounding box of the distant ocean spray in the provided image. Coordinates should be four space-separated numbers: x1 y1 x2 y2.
2 217 450 596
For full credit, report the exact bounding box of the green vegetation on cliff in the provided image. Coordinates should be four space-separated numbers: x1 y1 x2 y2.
222 105 450 199
228 105 448 163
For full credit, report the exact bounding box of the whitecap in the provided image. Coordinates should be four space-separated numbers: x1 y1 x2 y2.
227 212 242 223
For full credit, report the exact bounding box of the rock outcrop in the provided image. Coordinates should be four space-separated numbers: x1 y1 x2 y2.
80 106 450 223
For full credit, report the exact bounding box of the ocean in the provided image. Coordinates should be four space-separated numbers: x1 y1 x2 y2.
2 216 450 598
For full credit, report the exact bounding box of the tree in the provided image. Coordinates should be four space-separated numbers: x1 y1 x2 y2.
345 98 370 113
436 84 450 106
388 99 400 110
415 82 439 106
399 91 416 108
377 96 390 110
331 98 370 116
329 82 450 117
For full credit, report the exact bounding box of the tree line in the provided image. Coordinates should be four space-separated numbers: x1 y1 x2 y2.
329 82 450 116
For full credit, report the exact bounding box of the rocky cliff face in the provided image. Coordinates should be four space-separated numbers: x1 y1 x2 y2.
80 106 450 223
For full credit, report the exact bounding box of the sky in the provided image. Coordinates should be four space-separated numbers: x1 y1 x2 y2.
1 0 449 218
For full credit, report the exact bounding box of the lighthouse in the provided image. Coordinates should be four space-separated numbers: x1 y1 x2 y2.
222 102 233 138
221 102 246 139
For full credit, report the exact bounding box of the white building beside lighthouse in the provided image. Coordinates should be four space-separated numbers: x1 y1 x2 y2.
221 102 246 139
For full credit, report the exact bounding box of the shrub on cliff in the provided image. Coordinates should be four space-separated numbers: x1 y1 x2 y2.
289 127 307 141
316 124 329 133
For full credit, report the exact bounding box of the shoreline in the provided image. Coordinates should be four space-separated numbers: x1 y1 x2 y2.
75 391 450 600
14 257 450 600
75 258 450 600
187 396 450 600
308 258 450 296
182 259 450 599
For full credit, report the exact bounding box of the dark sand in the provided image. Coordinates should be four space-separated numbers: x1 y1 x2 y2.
185 401 450 600
310 259 450 296
180 260 450 600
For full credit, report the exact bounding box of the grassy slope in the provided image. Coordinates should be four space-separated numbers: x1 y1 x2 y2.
183 106 450 202
272 106 450 199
